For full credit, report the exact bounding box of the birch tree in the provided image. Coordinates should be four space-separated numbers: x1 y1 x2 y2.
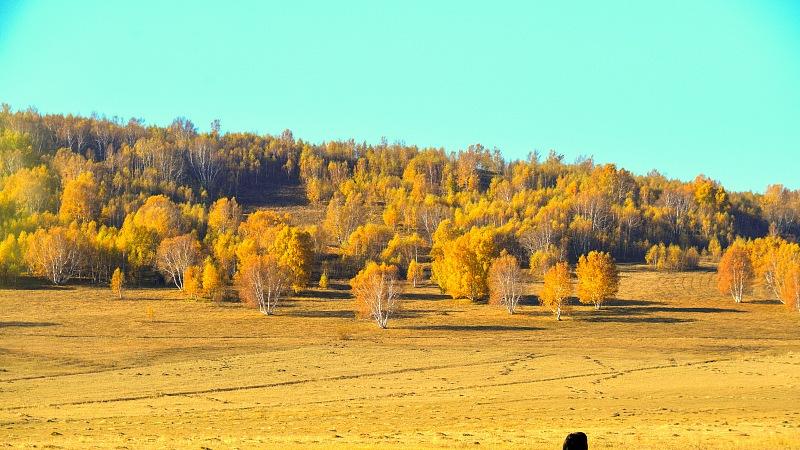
540 262 572 320
575 251 619 310
156 234 201 290
717 240 754 303
488 253 524 314
235 254 288 315
351 262 402 328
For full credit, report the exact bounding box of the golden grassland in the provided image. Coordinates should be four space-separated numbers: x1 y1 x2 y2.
1 264 799 449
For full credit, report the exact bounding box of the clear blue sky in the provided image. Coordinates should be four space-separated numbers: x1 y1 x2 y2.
1 0 798 192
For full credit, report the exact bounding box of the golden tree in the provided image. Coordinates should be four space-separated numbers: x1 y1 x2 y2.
207 197 243 237
488 252 524 314
781 259 800 312
235 254 288 315
318 270 329 289
431 227 496 301
183 265 202 300
717 239 755 303
201 258 224 301
155 234 201 290
540 262 572 320
351 262 402 328
707 236 723 260
406 259 424 288
110 267 125 300
0 234 22 284
59 171 99 223
132 195 185 239
528 244 561 280
575 251 619 310
25 226 87 285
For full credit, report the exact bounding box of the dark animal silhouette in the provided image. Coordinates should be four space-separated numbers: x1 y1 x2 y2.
562 432 588 450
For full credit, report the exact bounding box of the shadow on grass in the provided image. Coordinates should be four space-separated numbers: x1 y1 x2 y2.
285 310 355 319
749 299 783 305
294 290 352 300
402 324 543 332
400 292 451 301
579 316 696 324
603 299 664 307
0 278 70 291
0 321 60 328
621 306 744 314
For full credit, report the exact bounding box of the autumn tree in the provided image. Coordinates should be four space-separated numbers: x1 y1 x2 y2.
59 171 99 223
406 259 423 287
781 259 800 312
201 257 224 301
131 195 185 239
235 254 288 315
155 233 201 290
110 267 125 299
529 244 562 280
717 239 755 303
25 226 87 285
540 262 572 320
575 251 619 310
431 226 496 301
318 270 329 289
207 197 242 237
351 262 402 328
0 234 22 284
183 265 202 300
488 253 524 314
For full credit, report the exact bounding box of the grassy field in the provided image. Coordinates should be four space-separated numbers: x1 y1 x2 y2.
1 264 799 449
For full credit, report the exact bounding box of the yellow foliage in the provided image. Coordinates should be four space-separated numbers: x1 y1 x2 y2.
540 262 572 320
717 239 754 303
183 265 201 300
202 258 224 301
351 262 401 328
132 195 184 239
318 271 329 289
406 259 424 288
431 226 496 301
488 252 524 314
59 171 99 223
110 267 125 300
0 234 23 283
575 251 619 309
529 245 561 280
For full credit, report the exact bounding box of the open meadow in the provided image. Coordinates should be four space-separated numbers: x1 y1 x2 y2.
1 264 799 449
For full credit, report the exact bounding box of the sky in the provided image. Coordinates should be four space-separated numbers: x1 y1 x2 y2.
0 0 798 192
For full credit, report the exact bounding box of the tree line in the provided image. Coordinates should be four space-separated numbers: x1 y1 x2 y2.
1 105 799 326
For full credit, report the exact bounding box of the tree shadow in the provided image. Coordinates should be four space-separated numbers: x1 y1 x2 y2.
749 299 783 305
603 299 664 307
402 324 543 332
284 310 355 319
622 306 744 314
294 290 352 300
519 295 540 306
0 321 60 328
400 292 451 301
0 278 71 291
579 317 696 324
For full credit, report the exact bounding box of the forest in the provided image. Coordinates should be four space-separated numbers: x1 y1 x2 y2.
1 105 798 323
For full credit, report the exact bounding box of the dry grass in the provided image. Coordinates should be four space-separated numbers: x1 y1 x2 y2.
1 264 799 449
